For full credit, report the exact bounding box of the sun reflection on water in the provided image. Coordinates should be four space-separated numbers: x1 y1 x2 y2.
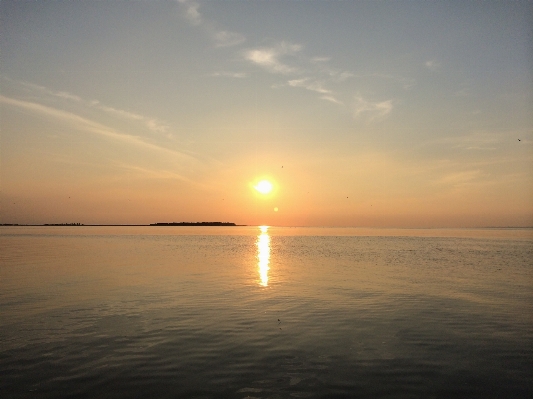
257 226 270 286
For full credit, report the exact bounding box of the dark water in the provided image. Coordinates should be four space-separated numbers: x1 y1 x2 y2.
1 226 532 398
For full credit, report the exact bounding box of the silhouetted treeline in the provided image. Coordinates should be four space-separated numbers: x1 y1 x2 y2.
44 223 84 226
150 222 236 226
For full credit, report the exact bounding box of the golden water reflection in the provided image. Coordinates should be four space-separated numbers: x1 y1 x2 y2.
257 226 270 286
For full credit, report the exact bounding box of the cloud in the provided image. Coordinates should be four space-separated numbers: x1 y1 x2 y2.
425 60 441 71
310 56 355 82
287 78 331 94
334 71 354 81
178 0 202 25
114 161 195 183
285 78 343 104
177 0 245 48
353 96 393 120
433 131 503 151
244 42 302 75
176 2 402 118
15 79 170 134
311 56 331 63
437 170 481 186
146 119 170 134
320 95 343 105
95 103 169 134
243 41 402 112
211 71 247 78
352 72 415 89
175 2 402 114
54 91 83 102
214 30 245 47
0 95 191 161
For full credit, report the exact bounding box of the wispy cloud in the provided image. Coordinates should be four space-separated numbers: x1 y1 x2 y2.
433 131 505 151
214 30 245 47
0 95 192 161
178 0 202 25
286 78 343 104
353 96 393 120
210 71 247 78
244 42 354 105
332 71 354 82
245 42 302 75
16 78 170 135
287 78 330 94
178 1 404 121
436 170 482 186
177 0 245 47
91 101 169 134
320 95 343 105
352 72 415 89
113 161 195 184
243 40 406 113
425 60 441 71
54 91 83 102
311 56 331 63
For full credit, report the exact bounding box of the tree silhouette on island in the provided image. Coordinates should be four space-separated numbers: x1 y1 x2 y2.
150 222 237 226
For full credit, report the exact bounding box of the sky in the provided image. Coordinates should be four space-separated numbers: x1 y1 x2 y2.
1 0 532 227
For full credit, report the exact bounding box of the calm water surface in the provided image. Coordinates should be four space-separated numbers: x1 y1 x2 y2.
1 226 532 398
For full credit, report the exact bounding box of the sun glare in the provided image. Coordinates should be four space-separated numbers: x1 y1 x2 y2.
254 180 273 194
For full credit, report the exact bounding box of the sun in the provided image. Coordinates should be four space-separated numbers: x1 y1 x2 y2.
254 180 273 194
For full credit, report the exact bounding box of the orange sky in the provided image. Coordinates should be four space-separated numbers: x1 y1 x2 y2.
1 1 532 227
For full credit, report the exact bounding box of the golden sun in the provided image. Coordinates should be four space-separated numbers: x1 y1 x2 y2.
254 180 273 194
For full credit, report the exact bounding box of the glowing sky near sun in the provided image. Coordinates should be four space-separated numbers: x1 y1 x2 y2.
1 0 532 227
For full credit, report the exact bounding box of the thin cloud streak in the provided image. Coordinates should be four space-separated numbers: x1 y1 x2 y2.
210 71 247 78
113 161 197 184
353 96 393 120
177 0 245 47
0 95 194 162
430 131 515 151
288 78 331 94
214 30 245 47
435 170 482 187
16 78 170 134
320 95 343 105
245 43 302 75
92 101 169 134
352 72 415 89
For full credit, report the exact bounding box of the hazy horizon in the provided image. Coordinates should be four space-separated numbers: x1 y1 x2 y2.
1 0 532 228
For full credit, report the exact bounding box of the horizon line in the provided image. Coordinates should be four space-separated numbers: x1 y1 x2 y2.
1 223 532 229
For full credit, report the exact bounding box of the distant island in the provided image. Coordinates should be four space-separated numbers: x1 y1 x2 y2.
0 222 241 227
150 222 237 226
44 223 84 226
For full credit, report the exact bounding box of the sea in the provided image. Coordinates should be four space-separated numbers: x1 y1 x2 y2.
1 226 532 398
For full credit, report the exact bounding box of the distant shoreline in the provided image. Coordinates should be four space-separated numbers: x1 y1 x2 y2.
150 222 237 226
0 222 243 227
0 224 531 229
